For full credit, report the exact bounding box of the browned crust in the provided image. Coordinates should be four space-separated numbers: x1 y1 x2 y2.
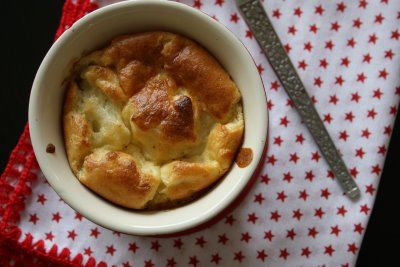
79 150 160 209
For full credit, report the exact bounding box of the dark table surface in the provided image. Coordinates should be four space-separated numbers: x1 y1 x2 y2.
2 1 398 265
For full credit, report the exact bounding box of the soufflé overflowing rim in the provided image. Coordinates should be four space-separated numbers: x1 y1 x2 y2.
63 31 244 210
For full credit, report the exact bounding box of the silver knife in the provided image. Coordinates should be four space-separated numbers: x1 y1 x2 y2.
236 0 360 199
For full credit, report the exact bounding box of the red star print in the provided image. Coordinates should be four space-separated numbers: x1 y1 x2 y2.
151 241 161 251
193 0 202 9
280 116 290 127
230 13 239 23
360 204 371 215
189 256 199 266
261 174 271 185
37 194 47 205
106 245 116 256
351 92 361 103
296 134 305 144
359 0 368 9
329 94 339 105
233 251 245 262
330 225 341 236
367 109 377 119
292 209 303 221
350 167 359 178
129 242 139 253
241 232 252 243
314 207 325 219
354 223 365 234
276 191 287 202
324 113 333 124
371 164 381 175
286 229 296 240
325 40 334 50
90 228 100 238
327 170 335 179
311 151 321 162
308 227 319 238
214 0 224 6
273 136 283 146
264 230 274 242
246 30 253 39
340 57 350 67
270 80 280 91
314 77 323 87
67 230 77 240
305 170 314 182
321 188 331 199
347 38 356 48
384 125 392 135
357 72 367 83
331 21 341 31
123 262 132 267
372 88 383 99
293 7 302 17
84 247 92 256
256 63 264 74
45 231 54 241
378 145 387 155
384 49 394 59
195 236 206 248
381 0 388 4
363 53 372 63
247 213 258 224
298 60 308 70
324 245 335 256
29 213 39 224
390 106 397 115
284 43 292 53
335 75 345 86
257 250 268 262
113 231 121 237
283 171 294 182
391 29 400 40
267 155 277 165
337 2 347 12
211 253 221 264
378 68 388 79
309 24 318 33
272 9 281 19
52 212 62 223
218 234 229 245
337 205 348 217
368 34 378 44
318 58 328 69
144 260 154 267
279 248 290 260
225 214 235 225
304 42 313 52
314 5 324 15
301 247 312 258
288 25 297 35
347 243 358 254
299 189 309 201
289 153 299 164
375 13 385 24
355 148 365 158
361 128 371 138
344 111 354 122
270 210 281 222
254 193 265 204
75 212 83 221
267 100 274 110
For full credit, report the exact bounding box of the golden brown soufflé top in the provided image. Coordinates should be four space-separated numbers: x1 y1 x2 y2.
63 31 244 209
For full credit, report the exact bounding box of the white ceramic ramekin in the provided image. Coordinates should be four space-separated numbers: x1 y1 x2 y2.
28 0 267 235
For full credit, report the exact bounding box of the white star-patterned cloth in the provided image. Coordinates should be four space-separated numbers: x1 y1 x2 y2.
3 0 400 266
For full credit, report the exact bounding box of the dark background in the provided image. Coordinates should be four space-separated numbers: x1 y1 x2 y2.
2 1 398 266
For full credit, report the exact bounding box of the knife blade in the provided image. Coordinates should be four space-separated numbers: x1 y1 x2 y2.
236 0 360 199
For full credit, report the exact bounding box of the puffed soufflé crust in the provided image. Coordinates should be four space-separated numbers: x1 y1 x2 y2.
63 31 244 209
